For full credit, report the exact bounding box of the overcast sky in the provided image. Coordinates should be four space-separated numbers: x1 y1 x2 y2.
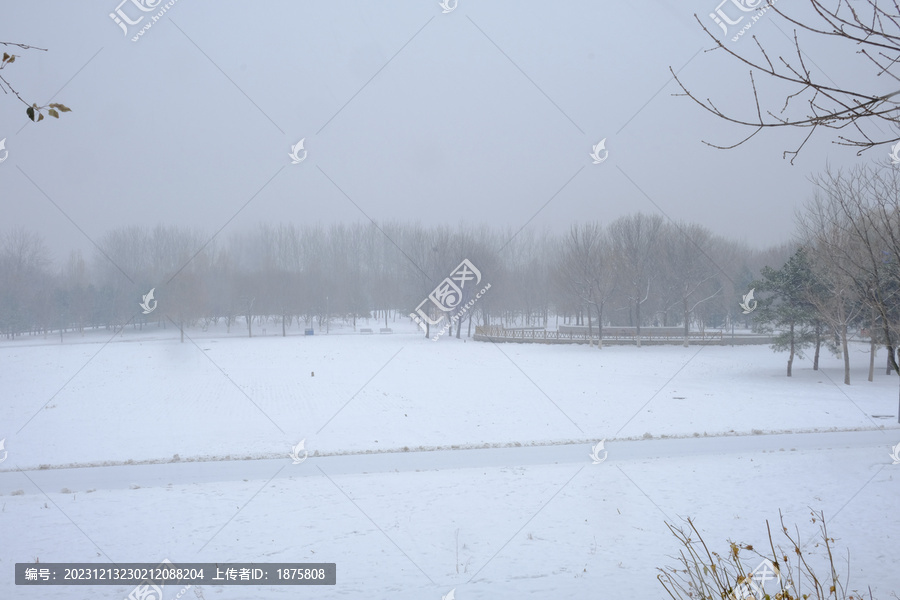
0 1 886 264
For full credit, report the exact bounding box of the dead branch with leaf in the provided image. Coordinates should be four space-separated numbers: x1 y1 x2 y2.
0 41 71 122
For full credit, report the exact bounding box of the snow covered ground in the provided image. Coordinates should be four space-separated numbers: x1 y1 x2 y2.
1 324 899 598
3 323 897 468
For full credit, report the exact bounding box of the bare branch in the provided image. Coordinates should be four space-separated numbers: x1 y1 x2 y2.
672 4 900 159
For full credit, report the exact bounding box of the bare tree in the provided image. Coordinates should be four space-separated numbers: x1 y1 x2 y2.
659 222 723 347
557 223 616 348
61 249 90 336
673 1 900 162
797 192 867 384
0 228 49 338
558 224 600 346
609 213 663 347
808 164 900 417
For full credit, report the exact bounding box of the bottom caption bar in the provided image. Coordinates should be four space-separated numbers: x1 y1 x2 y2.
15 562 336 585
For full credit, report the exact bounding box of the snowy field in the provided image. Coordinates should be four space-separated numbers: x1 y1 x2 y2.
2 325 899 599
3 323 897 467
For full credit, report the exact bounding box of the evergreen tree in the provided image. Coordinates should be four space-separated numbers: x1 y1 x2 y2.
753 248 820 377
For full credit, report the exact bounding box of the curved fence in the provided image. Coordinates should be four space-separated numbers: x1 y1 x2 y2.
473 326 725 345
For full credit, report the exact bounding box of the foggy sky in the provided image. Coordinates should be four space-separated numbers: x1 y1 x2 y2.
0 1 882 265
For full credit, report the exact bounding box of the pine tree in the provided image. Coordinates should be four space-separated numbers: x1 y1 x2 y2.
753 248 820 377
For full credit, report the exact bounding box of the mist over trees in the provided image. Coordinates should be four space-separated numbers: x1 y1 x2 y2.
0 216 779 342
5 181 900 395
4 187 895 382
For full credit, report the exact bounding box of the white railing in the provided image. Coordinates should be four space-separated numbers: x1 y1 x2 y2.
474 326 723 343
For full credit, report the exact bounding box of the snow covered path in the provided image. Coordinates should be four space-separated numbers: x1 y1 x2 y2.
1 428 894 496
3 429 898 600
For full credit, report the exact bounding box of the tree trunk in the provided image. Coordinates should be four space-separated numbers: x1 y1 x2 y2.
682 299 689 348
787 322 794 377
586 304 594 347
813 323 820 370
869 335 876 382
597 303 603 349
635 300 641 348
841 323 850 385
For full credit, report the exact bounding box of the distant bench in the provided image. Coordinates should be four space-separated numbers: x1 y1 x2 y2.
304 329 314 336
360 328 374 334
380 328 392 334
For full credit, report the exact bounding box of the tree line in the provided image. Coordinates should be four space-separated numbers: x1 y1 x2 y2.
0 215 790 344
754 163 900 387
